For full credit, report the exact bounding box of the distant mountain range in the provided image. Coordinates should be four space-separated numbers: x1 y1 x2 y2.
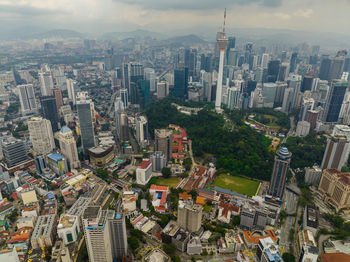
100 29 165 40
1 26 349 50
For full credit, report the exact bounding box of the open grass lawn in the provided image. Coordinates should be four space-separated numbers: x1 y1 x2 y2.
214 174 260 196
155 177 180 188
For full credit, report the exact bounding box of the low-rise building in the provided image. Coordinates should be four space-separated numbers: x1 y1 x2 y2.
122 191 137 214
218 202 240 224
31 214 56 249
88 145 114 167
47 153 68 176
149 185 169 213
143 248 171 262
16 217 35 229
240 207 267 230
256 237 282 262
298 229 318 262
187 236 202 255
57 214 80 245
20 188 38 206
324 239 350 255
303 205 318 235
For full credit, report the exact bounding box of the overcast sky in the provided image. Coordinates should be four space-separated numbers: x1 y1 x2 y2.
1 0 350 35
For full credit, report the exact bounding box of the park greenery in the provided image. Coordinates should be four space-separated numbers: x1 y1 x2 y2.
145 98 274 180
285 132 327 169
322 213 350 239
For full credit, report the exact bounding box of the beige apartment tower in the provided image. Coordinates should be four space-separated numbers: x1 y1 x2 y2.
28 117 55 155
177 200 202 233
155 129 172 162
58 126 80 169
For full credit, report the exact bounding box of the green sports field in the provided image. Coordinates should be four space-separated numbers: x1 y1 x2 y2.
214 174 260 196
155 177 180 188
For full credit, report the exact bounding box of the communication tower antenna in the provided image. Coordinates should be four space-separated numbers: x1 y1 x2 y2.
223 8 226 33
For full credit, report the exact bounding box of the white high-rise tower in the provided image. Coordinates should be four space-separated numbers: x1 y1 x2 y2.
215 10 229 112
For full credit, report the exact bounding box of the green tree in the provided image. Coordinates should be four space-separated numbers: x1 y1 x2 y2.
183 158 192 171
282 253 295 262
128 236 139 251
161 167 172 178
162 243 175 255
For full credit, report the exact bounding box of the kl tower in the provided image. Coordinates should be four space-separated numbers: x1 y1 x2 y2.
215 9 229 113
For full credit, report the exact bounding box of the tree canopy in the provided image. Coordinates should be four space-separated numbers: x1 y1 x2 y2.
145 99 274 180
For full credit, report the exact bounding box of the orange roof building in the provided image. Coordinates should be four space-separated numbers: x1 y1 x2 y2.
320 252 350 262
196 196 205 206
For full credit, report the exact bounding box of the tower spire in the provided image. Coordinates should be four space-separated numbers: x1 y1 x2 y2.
223 8 226 33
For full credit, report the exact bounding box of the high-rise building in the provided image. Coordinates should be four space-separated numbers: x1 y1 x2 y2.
177 200 202 232
28 117 55 155
66 79 76 105
58 126 80 170
144 68 157 92
261 53 270 69
117 112 129 142
156 81 169 99
301 75 314 93
277 62 290 82
39 71 54 96
300 97 315 121
1 136 28 167
266 60 280 82
119 88 128 108
226 36 236 61
329 50 346 81
305 110 319 131
17 84 37 115
129 63 144 84
318 169 350 211
289 52 298 73
40 96 59 132
268 147 292 199
51 88 63 111
319 55 332 80
76 92 96 153
215 25 228 112
184 49 197 80
135 116 148 148
136 159 152 185
155 129 172 162
83 206 127 262
174 67 189 99
262 83 277 108
323 80 347 123
224 86 241 109
150 151 167 172
321 135 349 170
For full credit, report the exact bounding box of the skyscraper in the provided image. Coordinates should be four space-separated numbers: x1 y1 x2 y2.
329 50 346 81
268 147 292 199
76 92 96 153
321 135 350 170
83 206 127 262
262 83 277 108
58 126 80 170
40 96 59 132
319 55 332 80
289 52 298 73
117 112 129 142
323 80 347 123
155 129 172 162
66 79 76 105
215 13 229 112
266 60 280 82
39 71 54 96
135 116 148 148
184 49 197 80
28 117 55 155
173 67 189 99
51 88 63 111
226 36 236 61
119 88 128 108
301 75 314 93
17 84 37 115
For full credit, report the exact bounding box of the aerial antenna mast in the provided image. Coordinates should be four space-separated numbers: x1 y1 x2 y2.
223 8 226 33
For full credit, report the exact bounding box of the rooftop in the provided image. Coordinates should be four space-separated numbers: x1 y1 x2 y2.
138 159 151 169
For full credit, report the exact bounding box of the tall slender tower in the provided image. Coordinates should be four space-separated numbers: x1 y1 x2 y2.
215 10 229 112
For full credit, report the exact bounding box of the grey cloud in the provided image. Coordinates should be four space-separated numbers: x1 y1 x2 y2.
114 0 283 10
0 4 67 17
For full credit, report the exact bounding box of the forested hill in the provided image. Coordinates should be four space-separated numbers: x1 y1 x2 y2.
145 99 274 181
